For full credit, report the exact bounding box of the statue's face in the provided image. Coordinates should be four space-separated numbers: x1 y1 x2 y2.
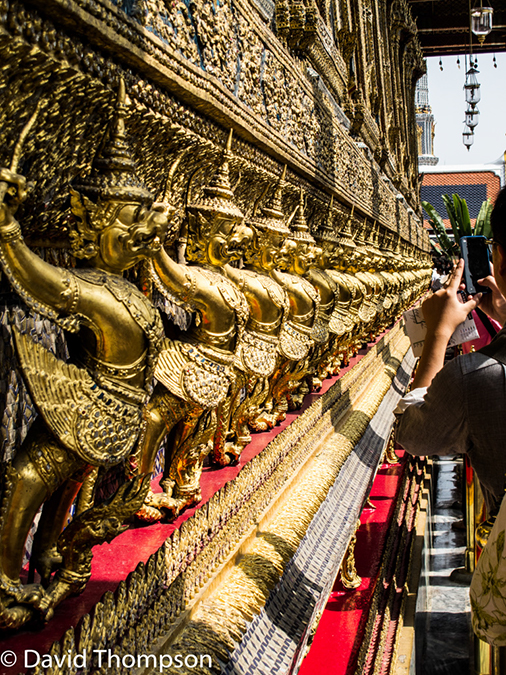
311 245 323 268
375 253 386 272
368 251 380 272
225 219 253 262
360 252 372 270
97 202 170 273
333 246 347 270
277 238 297 271
320 242 338 269
259 232 286 271
207 215 253 266
383 254 395 273
290 241 313 275
340 247 356 271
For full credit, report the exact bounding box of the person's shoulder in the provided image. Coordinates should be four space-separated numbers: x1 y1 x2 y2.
455 351 505 377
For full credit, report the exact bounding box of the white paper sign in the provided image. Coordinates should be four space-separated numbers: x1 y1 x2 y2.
403 305 480 357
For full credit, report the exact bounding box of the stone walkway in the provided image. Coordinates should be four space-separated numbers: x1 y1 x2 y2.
414 456 473 675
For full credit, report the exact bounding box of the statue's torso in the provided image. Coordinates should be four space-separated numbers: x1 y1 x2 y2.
271 270 318 327
70 268 163 390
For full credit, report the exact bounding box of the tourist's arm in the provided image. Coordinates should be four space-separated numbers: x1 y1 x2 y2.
396 357 468 457
411 259 479 389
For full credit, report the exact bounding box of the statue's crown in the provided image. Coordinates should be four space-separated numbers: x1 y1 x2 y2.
248 166 292 236
289 188 316 244
314 195 341 246
335 204 356 250
187 129 243 219
72 80 154 207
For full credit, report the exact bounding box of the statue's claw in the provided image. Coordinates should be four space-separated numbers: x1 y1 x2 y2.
0 573 46 609
39 568 91 619
0 577 47 630
224 442 243 465
136 485 185 522
250 411 277 431
140 485 202 521
36 592 56 623
0 601 35 630
136 503 164 523
14 583 46 609
32 545 63 587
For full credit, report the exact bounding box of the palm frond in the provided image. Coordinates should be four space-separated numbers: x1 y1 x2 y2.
442 193 461 242
457 195 472 236
422 199 457 258
475 199 493 238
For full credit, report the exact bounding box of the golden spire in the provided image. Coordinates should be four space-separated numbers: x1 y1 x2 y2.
289 188 316 244
72 79 154 206
249 165 291 236
188 128 243 219
315 194 341 245
337 204 356 249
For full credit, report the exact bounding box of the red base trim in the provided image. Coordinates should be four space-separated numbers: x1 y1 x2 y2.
298 452 408 675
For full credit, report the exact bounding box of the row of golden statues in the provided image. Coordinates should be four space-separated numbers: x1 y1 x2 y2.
0 84 429 630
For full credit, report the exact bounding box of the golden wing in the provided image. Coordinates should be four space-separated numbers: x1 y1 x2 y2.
154 338 191 401
14 328 141 467
155 339 231 409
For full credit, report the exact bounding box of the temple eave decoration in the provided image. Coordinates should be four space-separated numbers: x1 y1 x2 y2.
0 0 431 669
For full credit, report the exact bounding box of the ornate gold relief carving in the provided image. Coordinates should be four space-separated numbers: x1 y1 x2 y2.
0 83 169 628
0 0 430 242
0 0 433 644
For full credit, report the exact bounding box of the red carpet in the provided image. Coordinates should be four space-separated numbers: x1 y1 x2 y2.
298 452 408 675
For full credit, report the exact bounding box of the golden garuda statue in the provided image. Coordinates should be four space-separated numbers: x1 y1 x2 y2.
135 131 251 521
219 166 292 462
0 82 171 629
307 195 341 387
252 178 320 428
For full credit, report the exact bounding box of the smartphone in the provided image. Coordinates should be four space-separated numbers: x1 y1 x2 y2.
460 235 491 295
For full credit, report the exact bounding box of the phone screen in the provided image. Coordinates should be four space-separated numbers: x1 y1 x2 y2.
468 238 490 281
461 236 491 294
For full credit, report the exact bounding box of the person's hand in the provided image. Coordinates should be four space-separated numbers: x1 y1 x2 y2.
421 259 480 340
477 265 506 327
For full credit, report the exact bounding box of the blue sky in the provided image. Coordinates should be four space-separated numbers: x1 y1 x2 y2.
426 53 506 166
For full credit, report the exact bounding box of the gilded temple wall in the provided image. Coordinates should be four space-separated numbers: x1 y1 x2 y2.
0 0 432 667
0 0 430 462
0 0 429 249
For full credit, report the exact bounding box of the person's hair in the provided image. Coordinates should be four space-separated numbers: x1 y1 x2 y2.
491 186 506 246
431 252 452 275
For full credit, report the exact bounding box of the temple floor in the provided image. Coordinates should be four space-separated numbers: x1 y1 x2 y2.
413 456 472 675
297 456 472 675
298 451 415 675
